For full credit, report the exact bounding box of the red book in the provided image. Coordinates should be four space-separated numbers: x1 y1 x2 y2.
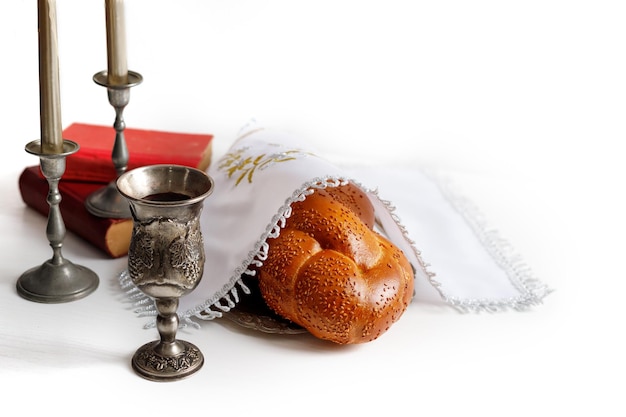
62 123 213 183
19 123 215 258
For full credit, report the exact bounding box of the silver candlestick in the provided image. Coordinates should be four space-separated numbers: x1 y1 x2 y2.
17 140 99 303
116 164 214 381
85 70 142 219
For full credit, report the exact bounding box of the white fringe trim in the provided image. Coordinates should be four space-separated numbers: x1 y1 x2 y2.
423 169 553 313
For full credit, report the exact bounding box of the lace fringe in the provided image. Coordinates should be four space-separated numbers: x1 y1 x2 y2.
423 169 553 313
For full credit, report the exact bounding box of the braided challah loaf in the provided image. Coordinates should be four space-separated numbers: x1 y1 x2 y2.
256 183 414 344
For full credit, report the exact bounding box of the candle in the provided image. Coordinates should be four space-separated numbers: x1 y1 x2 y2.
105 0 128 85
38 0 63 154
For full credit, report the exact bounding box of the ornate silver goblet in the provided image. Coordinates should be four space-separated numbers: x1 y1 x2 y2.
116 164 214 381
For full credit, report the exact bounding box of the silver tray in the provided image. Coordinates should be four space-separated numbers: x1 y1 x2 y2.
218 275 307 335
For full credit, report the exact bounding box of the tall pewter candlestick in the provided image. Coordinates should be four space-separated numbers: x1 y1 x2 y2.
117 165 214 381
17 140 99 303
18 0 99 303
87 0 140 218
85 70 142 218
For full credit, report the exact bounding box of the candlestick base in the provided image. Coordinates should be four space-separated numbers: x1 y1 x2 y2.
17 258 99 303
19 140 99 303
86 181 132 219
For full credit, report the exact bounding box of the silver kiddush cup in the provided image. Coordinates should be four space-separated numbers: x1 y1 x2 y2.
116 164 214 382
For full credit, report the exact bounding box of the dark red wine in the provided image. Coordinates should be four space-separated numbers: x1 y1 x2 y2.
144 192 191 202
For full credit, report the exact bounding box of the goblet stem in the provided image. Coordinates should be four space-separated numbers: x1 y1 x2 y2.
154 298 185 357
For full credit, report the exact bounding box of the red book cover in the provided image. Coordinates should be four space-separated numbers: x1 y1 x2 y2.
19 166 132 258
62 123 213 183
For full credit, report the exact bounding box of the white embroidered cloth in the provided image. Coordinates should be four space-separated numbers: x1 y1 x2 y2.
120 125 551 328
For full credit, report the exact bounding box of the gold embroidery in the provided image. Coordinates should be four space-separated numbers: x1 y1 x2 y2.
218 146 310 186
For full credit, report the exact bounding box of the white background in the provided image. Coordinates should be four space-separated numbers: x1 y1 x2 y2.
1 1 624 415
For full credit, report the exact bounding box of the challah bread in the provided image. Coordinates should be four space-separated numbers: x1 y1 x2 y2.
256 183 414 344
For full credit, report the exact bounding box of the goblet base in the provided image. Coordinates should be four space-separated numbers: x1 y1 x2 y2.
131 339 204 382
